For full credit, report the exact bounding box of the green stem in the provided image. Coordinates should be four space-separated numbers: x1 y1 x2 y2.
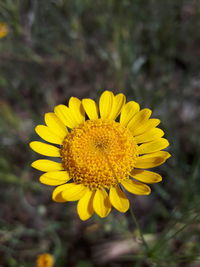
129 205 149 252
104 152 148 253
104 152 148 252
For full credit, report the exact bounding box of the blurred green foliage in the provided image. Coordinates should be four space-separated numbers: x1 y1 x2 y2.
0 0 200 266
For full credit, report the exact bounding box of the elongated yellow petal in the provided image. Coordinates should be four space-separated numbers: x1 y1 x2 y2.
120 101 140 127
82 98 99 120
153 151 171 159
31 159 63 172
30 141 61 157
77 189 94 221
130 169 162 183
134 128 164 144
40 171 71 186
135 151 171 168
128 109 152 132
93 189 111 218
45 113 68 139
99 91 114 119
121 179 151 195
52 184 72 202
68 97 85 125
62 183 87 201
108 93 126 120
137 138 169 154
35 125 63 145
132 119 160 136
54 104 77 129
109 186 129 212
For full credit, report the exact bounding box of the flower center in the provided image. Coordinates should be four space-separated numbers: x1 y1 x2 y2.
61 119 138 190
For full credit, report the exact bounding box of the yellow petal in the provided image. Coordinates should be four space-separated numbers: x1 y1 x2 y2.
130 169 162 183
120 101 140 127
134 128 164 144
54 104 77 129
45 113 68 139
108 93 126 120
68 97 85 125
30 141 61 157
109 186 130 212
82 98 99 120
99 91 114 119
77 189 94 221
128 109 152 132
35 125 63 145
132 118 160 136
135 151 171 168
52 184 72 202
62 183 87 201
121 179 151 195
31 159 63 172
93 189 111 218
137 138 169 154
39 171 71 186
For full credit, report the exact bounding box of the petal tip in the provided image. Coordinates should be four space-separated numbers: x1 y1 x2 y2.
165 152 171 159
31 160 38 169
29 141 34 149
146 188 151 195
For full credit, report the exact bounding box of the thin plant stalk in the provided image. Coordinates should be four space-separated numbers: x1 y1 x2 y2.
129 205 149 252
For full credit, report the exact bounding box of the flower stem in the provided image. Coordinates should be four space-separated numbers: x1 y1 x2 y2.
129 205 149 252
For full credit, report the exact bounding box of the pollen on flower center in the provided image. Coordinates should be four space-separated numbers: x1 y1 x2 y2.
60 119 138 190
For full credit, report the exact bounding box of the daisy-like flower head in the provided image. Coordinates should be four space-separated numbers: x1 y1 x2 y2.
36 253 54 267
30 91 170 220
0 23 9 39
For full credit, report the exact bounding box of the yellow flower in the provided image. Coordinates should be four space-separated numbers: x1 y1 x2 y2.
36 253 54 267
0 23 9 38
30 91 170 220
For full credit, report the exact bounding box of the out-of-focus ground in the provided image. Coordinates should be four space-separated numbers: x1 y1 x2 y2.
0 1 200 266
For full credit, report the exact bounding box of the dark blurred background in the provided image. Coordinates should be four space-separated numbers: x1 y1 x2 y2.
0 0 200 266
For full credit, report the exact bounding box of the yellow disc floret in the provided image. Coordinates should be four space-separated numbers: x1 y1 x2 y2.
61 119 138 190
